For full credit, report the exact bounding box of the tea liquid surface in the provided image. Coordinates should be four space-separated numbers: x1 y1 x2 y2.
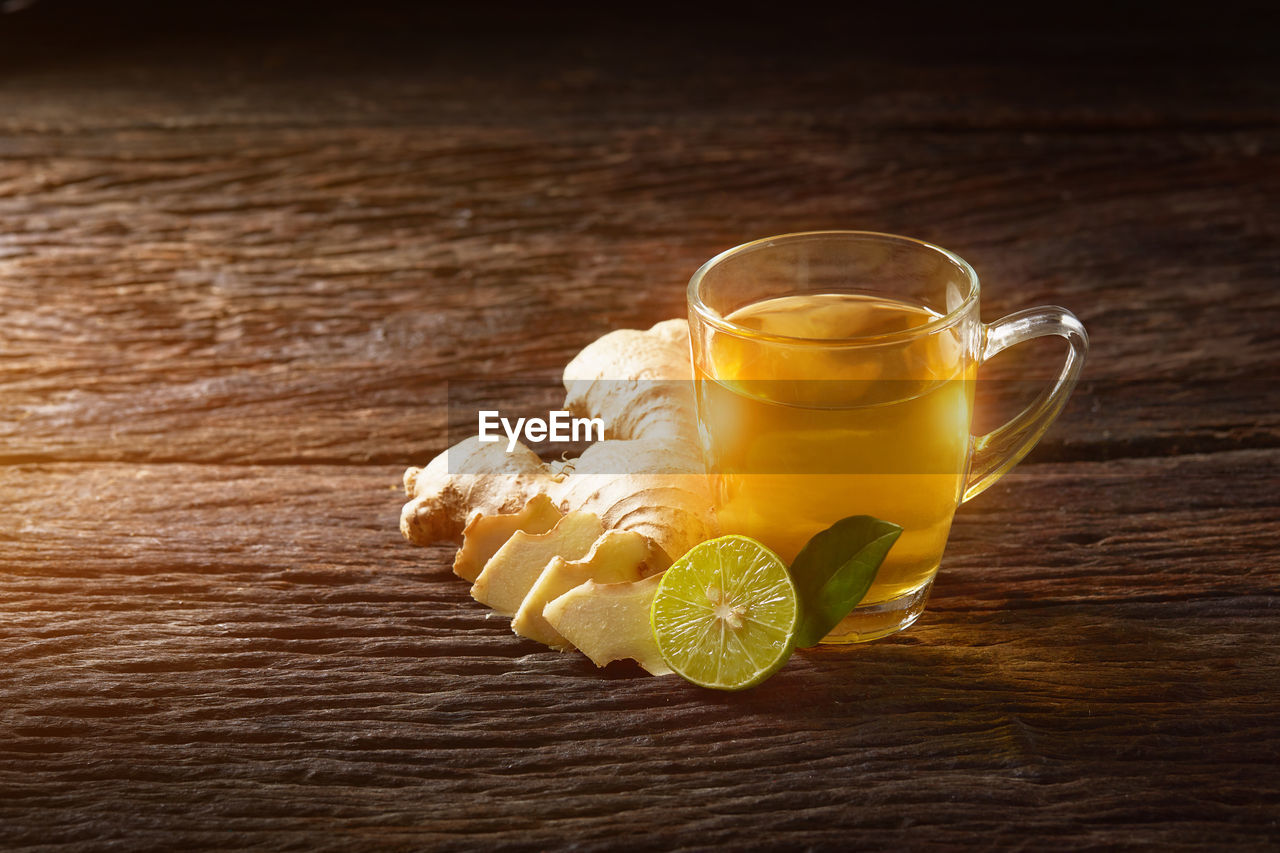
697 293 975 638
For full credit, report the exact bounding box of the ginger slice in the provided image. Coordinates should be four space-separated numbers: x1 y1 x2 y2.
470 511 604 615
512 529 649 649
543 574 672 676
453 494 564 583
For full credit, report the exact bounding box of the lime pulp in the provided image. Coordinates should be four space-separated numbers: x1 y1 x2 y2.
649 535 799 691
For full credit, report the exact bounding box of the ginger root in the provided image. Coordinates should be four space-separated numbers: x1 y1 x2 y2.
453 494 563 583
471 511 604 615
401 319 717 566
512 529 652 649
543 574 672 676
400 319 716 673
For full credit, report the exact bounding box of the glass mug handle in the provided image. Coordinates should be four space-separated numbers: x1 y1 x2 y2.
963 306 1089 502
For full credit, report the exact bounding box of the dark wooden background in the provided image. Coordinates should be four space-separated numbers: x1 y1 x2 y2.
1 2 1277 849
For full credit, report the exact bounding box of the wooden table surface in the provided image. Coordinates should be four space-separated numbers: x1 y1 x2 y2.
2 3 1277 849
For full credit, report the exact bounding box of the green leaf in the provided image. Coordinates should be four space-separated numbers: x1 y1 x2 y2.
789 515 903 648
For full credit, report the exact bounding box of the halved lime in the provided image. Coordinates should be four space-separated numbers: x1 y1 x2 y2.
650 535 799 691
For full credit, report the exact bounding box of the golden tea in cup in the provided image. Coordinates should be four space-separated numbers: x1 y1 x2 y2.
688 232 1087 642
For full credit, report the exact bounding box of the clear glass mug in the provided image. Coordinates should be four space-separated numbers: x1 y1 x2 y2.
687 231 1088 642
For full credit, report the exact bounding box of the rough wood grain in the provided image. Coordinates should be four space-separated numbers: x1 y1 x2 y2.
0 452 1277 850
1 2 1277 849
0 124 1275 465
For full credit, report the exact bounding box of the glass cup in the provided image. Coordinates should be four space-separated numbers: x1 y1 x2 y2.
687 231 1088 642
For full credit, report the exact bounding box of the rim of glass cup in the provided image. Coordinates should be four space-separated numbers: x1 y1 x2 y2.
687 230 981 347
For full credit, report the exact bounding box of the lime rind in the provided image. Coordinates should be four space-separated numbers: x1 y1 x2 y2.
650 535 800 690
